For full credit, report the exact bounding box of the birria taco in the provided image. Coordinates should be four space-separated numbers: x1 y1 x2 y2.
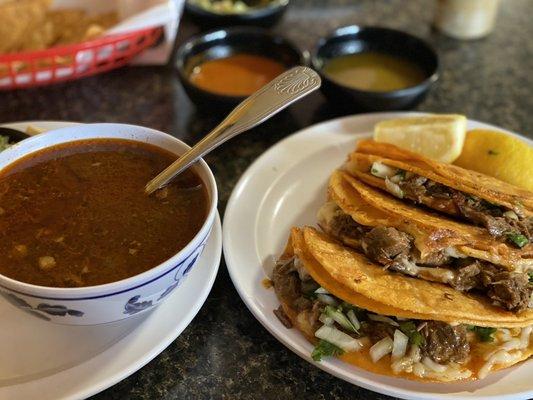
344 140 533 250
318 170 533 313
272 227 533 382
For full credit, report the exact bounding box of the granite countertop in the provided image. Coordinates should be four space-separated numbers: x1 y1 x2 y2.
1 0 532 399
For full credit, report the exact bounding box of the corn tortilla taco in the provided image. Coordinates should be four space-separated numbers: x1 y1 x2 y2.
317 170 533 314
272 227 533 382
344 140 533 250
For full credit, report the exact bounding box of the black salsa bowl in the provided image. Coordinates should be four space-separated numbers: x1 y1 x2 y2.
175 26 308 112
312 25 440 112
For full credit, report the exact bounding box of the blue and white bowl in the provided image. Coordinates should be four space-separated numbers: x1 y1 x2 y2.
0 123 218 325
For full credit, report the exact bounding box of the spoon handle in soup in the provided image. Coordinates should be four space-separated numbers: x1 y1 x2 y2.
145 66 321 195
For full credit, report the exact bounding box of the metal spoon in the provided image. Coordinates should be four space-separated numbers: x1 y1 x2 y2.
145 66 321 195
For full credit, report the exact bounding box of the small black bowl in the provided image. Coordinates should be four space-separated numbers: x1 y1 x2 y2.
175 26 307 111
312 25 439 111
185 0 289 29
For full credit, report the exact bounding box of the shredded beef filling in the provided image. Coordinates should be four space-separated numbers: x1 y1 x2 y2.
480 265 531 312
271 259 302 307
274 306 293 328
361 226 411 264
420 321 470 364
271 258 323 329
272 258 473 365
327 208 532 312
361 321 395 343
329 212 368 242
452 261 481 291
394 174 532 247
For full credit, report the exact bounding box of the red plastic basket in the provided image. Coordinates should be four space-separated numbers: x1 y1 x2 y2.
0 27 163 90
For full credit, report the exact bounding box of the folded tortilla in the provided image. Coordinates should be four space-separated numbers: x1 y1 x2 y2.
348 139 533 214
274 227 533 382
322 170 533 271
298 227 533 326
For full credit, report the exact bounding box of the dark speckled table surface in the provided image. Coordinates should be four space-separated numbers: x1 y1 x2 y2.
2 1 532 399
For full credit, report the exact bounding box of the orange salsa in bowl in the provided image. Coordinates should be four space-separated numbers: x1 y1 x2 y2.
175 27 306 109
188 53 286 96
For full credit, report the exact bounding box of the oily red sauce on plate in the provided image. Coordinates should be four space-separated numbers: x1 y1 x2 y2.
188 53 286 96
0 139 208 288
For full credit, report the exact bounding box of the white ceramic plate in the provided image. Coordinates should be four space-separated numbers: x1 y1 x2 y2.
0 121 222 400
223 112 533 400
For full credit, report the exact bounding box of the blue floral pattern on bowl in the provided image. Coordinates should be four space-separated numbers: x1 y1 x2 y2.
124 295 153 315
126 241 207 313
0 290 84 320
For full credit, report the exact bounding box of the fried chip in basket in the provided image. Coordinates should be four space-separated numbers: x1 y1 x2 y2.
48 9 118 46
0 0 51 53
0 0 118 54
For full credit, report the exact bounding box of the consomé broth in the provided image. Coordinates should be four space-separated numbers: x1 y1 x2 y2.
0 139 208 288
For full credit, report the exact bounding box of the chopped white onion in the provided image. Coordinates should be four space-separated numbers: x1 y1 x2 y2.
422 357 447 373
385 177 404 198
368 314 399 327
392 329 409 360
315 325 362 352
370 162 398 179
503 210 519 220
347 309 361 331
319 314 334 326
369 337 393 363
316 294 338 306
389 174 404 184
314 287 330 294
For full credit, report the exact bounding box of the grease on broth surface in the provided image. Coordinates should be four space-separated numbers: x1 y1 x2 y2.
323 52 427 92
0 139 208 288
188 53 286 96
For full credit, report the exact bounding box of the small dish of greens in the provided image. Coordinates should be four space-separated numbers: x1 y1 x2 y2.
189 0 277 14
185 0 289 28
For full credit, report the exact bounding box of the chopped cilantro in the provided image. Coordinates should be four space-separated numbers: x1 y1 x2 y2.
468 326 496 342
507 233 529 248
528 271 533 283
311 339 344 361
340 302 366 317
399 321 425 346
487 149 499 156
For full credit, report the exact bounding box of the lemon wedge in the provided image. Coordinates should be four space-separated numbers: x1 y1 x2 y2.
374 114 467 163
454 129 533 190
